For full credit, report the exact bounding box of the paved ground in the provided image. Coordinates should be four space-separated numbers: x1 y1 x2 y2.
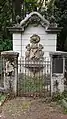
0 97 67 119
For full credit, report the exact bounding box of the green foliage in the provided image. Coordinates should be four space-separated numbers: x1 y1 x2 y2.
0 93 6 106
21 0 45 16
0 93 6 102
52 91 67 104
52 93 64 102
18 73 50 95
47 0 67 51
19 76 45 93
0 0 67 51
0 0 12 51
24 0 38 15
0 0 45 51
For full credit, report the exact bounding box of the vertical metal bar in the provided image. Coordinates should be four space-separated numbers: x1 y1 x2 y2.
46 60 49 93
28 60 29 96
35 63 37 95
63 56 65 75
42 60 44 97
24 61 26 96
21 32 22 57
33 61 35 96
31 61 33 96
17 57 19 96
20 32 22 95
19 58 21 96
20 58 21 73
45 57 47 96
39 61 41 96
43 59 45 97
27 60 29 96
50 55 53 97
49 60 51 96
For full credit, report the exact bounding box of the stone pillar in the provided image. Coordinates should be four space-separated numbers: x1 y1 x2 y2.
13 56 18 96
1 51 19 96
3 58 7 90
50 55 65 94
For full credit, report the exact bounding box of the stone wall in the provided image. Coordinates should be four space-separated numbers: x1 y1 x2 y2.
13 25 57 58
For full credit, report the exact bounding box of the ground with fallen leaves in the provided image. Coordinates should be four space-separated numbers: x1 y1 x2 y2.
0 97 67 119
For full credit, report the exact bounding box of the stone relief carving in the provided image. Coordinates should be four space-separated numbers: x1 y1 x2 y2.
29 15 41 27
20 12 49 28
25 34 44 61
6 60 14 76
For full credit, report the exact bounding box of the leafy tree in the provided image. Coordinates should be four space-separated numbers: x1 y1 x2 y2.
1 0 67 52
21 0 45 17
0 0 12 51
55 0 67 51
47 0 67 51
0 0 46 52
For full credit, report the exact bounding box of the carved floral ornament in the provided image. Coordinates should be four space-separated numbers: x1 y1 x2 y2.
25 34 44 62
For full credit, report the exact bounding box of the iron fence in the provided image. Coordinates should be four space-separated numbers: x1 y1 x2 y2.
18 59 51 97
0 54 67 96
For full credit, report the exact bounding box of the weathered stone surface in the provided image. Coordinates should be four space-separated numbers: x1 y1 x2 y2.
52 74 64 93
1 51 19 96
1 51 19 57
25 34 44 61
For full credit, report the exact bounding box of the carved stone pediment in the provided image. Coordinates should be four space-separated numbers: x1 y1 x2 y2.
20 12 49 28
8 12 62 33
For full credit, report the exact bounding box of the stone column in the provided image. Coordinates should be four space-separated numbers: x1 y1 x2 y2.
1 51 19 96
13 56 18 96
3 58 6 90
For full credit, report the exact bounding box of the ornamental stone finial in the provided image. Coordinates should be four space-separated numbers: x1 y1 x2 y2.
16 15 21 24
49 15 57 28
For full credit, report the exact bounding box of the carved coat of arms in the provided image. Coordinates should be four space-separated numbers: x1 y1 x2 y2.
25 34 44 61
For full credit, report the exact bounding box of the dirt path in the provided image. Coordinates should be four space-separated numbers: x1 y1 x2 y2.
0 97 67 119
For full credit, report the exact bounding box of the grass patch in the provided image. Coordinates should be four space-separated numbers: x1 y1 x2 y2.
52 91 67 114
18 73 50 94
0 93 7 106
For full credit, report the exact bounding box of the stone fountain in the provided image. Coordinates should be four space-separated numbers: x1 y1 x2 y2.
25 34 44 75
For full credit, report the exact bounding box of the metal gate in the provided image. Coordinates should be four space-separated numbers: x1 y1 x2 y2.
18 58 51 97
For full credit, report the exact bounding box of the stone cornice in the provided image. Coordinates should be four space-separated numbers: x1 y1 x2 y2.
45 27 63 34
49 51 67 56
1 51 19 58
7 12 62 34
7 26 24 33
